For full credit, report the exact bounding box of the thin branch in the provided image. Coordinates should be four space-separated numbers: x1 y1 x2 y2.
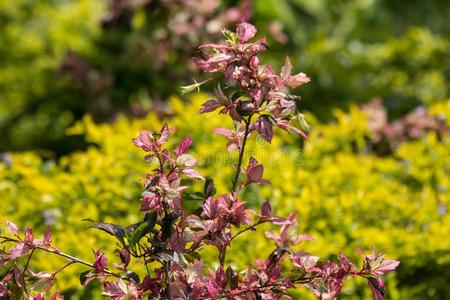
291 274 321 285
138 243 152 279
220 115 254 267
219 247 226 267
22 248 35 294
0 235 124 279
51 261 76 278
231 114 253 193
230 220 267 242
163 260 172 300
23 248 35 275
37 246 94 269
37 246 123 279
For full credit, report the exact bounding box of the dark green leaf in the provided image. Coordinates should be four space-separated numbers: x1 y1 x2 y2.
162 212 179 240
127 221 150 252
144 211 157 228
204 178 216 198
226 266 238 289
126 271 140 283
79 270 92 286
145 176 160 190
185 251 201 263
83 219 127 247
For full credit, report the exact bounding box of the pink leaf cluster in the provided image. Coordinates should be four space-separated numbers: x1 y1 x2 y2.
363 99 449 150
193 22 310 143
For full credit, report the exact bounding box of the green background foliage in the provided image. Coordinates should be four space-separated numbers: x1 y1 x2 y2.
1 0 449 153
1 0 449 299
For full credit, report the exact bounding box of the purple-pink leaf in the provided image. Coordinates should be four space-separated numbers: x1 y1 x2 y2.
24 227 34 244
277 119 308 140
31 294 45 300
236 22 257 43
182 168 204 180
169 231 186 253
49 292 63 300
280 56 292 80
213 128 234 139
280 56 311 89
244 37 268 54
193 52 234 73
244 157 270 185
6 221 19 236
144 154 154 163
261 201 272 218
376 259 400 275
269 217 290 225
249 55 259 70
215 267 227 288
247 164 263 182
177 154 197 167
290 253 319 271
9 243 31 259
359 248 400 277
114 249 131 271
158 123 171 144
199 100 222 113
368 277 385 300
227 143 239 153
175 136 193 156
203 197 220 219
43 226 52 246
103 281 126 299
93 250 108 273
228 198 252 225
250 88 263 106
254 116 273 143
205 283 219 299
158 175 170 190
132 130 154 151
285 72 310 89
246 157 264 183
29 270 55 292
140 192 161 212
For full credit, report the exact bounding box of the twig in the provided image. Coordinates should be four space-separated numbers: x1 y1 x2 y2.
219 247 226 267
23 248 35 275
22 248 35 294
138 243 152 279
37 246 123 279
51 261 76 278
163 260 172 300
221 115 254 267
0 235 124 279
230 220 267 242
231 115 253 193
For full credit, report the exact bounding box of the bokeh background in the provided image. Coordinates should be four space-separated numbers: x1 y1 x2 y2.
0 0 449 299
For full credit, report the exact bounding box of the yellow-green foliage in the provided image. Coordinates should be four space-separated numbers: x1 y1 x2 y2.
1 95 449 299
0 0 103 150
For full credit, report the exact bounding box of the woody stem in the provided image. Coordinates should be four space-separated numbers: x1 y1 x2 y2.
231 115 252 193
